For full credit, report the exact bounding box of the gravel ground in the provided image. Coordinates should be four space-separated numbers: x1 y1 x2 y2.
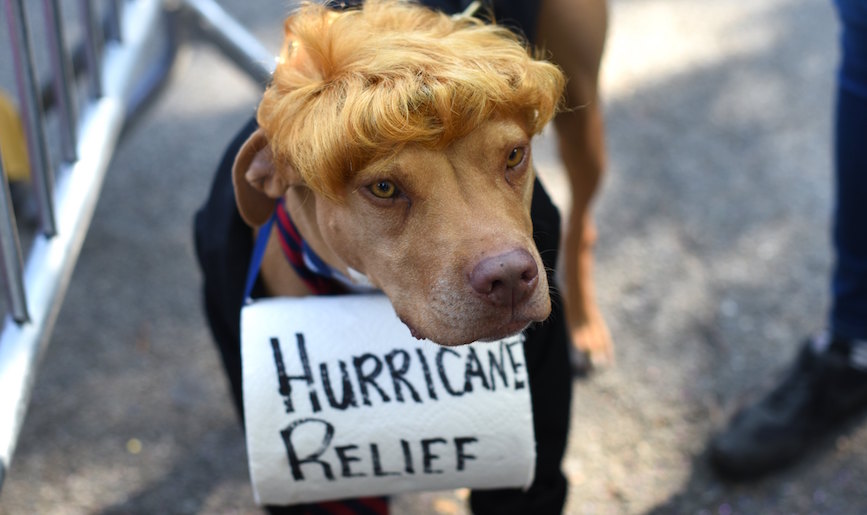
2 0 863 513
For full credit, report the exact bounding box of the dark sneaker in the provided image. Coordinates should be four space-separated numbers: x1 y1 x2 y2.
710 333 867 480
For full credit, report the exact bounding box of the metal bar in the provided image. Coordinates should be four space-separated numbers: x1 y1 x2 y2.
106 0 123 42
42 0 79 162
4 0 58 237
0 154 29 324
101 0 173 112
181 0 275 86
0 0 165 493
0 98 124 495
77 0 103 99
40 43 87 112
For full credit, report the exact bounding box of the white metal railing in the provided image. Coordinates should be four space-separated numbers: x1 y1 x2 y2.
0 0 274 492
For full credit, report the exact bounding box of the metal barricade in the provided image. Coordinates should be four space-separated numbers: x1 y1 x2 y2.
0 0 274 492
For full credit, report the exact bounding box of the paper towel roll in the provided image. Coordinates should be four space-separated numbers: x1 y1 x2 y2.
241 294 536 506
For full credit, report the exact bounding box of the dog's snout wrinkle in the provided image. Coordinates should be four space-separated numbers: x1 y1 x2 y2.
469 249 539 307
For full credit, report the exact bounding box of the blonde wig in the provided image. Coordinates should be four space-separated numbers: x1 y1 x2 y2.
257 0 566 198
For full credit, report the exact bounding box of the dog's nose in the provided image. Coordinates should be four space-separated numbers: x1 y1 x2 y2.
469 249 539 307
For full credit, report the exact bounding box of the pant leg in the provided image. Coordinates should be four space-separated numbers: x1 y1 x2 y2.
831 0 867 340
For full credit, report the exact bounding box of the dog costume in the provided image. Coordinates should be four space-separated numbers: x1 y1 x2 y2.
194 2 571 513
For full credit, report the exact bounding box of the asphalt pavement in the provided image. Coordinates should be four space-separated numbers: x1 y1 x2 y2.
2 0 863 513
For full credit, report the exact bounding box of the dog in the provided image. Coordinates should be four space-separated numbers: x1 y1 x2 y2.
195 0 605 511
233 4 562 345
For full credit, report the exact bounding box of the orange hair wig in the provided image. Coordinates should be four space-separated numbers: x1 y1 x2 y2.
257 0 565 198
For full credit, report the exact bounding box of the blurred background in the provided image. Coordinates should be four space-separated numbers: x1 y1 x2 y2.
1 0 861 513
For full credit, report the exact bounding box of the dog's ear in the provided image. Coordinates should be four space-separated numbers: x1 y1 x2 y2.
232 129 292 227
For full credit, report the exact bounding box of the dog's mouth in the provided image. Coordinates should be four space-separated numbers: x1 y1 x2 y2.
477 319 533 343
401 317 426 341
399 314 535 347
393 269 551 346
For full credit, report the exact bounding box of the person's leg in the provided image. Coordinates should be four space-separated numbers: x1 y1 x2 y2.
709 0 867 480
831 0 867 342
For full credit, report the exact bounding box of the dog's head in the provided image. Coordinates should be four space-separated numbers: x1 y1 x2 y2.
234 0 565 345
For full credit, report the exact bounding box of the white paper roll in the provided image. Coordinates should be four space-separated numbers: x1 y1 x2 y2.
241 294 536 506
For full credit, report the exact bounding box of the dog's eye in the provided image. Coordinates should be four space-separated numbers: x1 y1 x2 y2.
506 147 525 168
370 180 398 199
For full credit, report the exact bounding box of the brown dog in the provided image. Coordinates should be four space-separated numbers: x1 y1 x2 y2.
194 1 593 509
231 0 566 346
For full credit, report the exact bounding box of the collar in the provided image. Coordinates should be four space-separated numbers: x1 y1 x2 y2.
273 203 379 295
